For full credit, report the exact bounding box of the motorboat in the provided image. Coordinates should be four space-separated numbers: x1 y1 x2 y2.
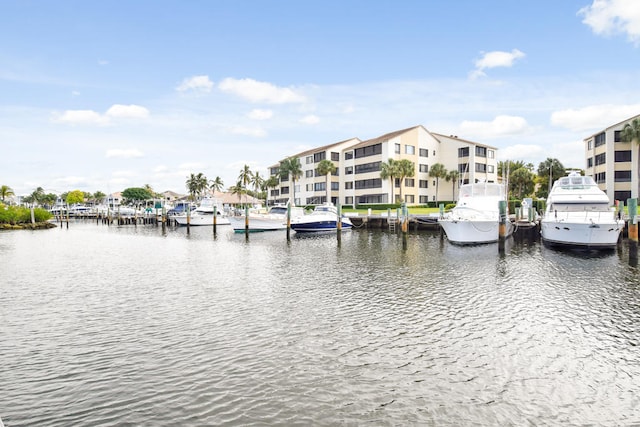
540 171 624 248
173 197 230 226
290 203 353 233
439 181 513 244
228 204 306 232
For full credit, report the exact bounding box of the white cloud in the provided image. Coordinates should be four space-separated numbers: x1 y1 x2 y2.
550 103 640 131
459 115 529 138
470 49 526 79
106 149 144 159
229 126 267 137
247 109 273 120
176 75 214 93
579 0 640 45
106 104 150 119
497 144 546 163
98 59 109 66
218 77 306 104
299 114 320 125
53 109 109 125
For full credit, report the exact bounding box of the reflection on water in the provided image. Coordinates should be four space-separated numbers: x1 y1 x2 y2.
1 222 640 426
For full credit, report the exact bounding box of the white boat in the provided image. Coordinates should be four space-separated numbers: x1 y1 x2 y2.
173 197 230 226
540 171 624 248
290 203 353 233
439 181 513 245
228 204 306 232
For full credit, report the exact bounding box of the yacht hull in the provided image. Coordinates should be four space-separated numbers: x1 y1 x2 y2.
439 219 512 245
540 217 624 248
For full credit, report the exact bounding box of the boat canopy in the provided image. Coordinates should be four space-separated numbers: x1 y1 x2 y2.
458 183 504 199
552 173 598 191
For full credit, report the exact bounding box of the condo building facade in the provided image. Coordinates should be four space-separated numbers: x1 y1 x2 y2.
584 114 640 203
268 125 498 207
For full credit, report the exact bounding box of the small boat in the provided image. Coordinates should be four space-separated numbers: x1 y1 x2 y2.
173 197 230 226
228 204 306 232
439 181 513 245
290 203 353 233
540 171 624 248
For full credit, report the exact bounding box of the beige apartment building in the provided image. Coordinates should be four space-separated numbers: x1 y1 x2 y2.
268 125 498 207
584 114 640 204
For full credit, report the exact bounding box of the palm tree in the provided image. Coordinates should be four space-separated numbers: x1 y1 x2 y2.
263 175 280 206
228 180 246 205
279 156 302 206
445 170 460 202
536 158 565 199
395 159 415 203
209 176 224 197
251 171 264 195
186 172 208 201
29 187 46 206
380 159 399 204
0 185 14 202
620 117 640 198
317 159 337 205
238 164 253 207
428 163 448 206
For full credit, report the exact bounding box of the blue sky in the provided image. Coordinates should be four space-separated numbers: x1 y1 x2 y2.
2 0 640 196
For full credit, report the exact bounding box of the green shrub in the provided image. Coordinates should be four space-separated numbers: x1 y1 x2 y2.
0 205 52 224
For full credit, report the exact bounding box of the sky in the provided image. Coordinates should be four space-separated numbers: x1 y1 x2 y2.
2 0 640 197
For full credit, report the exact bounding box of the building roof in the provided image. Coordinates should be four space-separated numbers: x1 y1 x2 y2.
432 133 497 149
351 125 426 149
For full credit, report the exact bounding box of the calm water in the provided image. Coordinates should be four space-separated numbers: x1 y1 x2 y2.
1 222 640 426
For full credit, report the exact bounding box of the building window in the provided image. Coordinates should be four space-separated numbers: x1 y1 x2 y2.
355 178 382 189
419 164 428 173
419 148 428 157
281 186 289 195
595 172 606 183
458 163 469 173
405 178 415 187
345 151 354 160
306 156 313 164
305 170 313 178
355 161 381 174
419 180 429 188
615 191 631 201
345 166 353 175
394 143 401 153
405 145 415 155
314 152 326 162
405 195 415 203
345 182 353 189
419 196 429 204
615 170 632 182
488 150 495 159
587 158 593 168
306 183 313 191
458 147 469 157
475 146 487 157
594 132 606 147
614 131 622 142
487 165 494 173
314 182 326 192
354 143 382 158
587 140 593 150
331 152 339 161
357 194 388 204
615 150 632 162
595 153 606 166
475 163 487 172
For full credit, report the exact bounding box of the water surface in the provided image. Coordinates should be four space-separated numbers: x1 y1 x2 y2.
1 223 639 426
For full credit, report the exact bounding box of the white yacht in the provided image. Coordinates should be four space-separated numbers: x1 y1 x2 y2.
540 171 624 248
228 204 305 232
290 203 353 233
439 181 513 245
173 197 230 226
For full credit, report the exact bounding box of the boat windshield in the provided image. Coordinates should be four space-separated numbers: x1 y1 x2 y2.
458 183 504 199
550 202 611 212
553 174 597 191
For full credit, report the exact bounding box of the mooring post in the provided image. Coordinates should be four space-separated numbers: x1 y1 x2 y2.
286 202 291 242
213 205 217 235
244 204 249 235
628 198 638 243
337 202 342 243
